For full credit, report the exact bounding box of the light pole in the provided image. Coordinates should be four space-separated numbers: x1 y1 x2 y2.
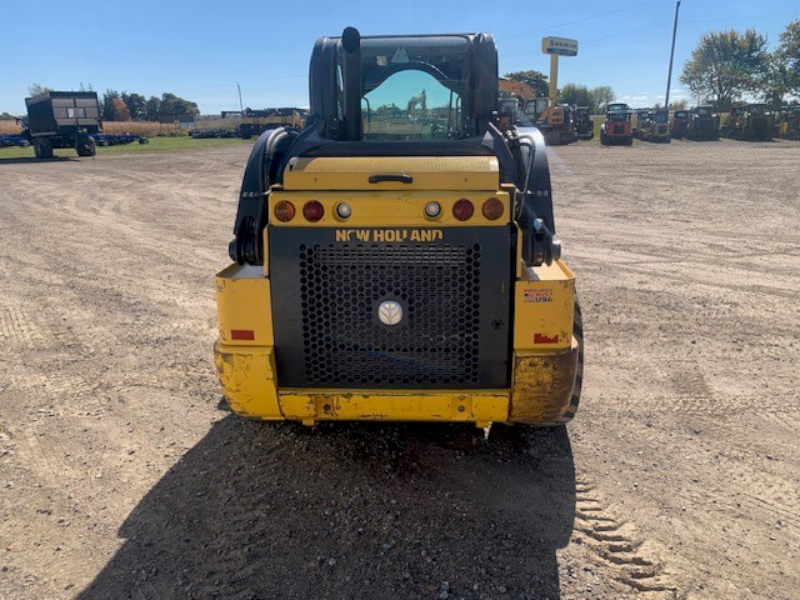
237 83 244 113
665 0 682 109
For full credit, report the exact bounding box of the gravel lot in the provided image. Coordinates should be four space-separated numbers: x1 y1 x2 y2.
0 138 798 599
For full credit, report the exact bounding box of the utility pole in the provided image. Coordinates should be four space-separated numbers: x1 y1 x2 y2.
665 0 682 109
237 83 244 113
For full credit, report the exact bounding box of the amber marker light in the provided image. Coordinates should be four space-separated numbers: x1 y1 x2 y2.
482 197 505 220
274 200 296 222
453 198 474 221
303 200 325 222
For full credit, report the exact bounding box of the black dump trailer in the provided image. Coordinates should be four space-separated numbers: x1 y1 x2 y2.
25 91 101 158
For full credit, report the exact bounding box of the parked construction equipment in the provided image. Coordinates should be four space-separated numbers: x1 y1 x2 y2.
497 78 575 145
776 105 800 140
237 107 306 139
600 103 633 146
634 108 670 143
722 104 773 141
215 27 583 427
670 109 690 139
684 105 719 141
24 91 101 158
573 106 594 140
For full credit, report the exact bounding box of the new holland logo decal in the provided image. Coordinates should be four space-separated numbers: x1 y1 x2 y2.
335 229 444 243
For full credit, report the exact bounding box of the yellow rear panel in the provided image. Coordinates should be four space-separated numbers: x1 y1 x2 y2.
282 156 500 191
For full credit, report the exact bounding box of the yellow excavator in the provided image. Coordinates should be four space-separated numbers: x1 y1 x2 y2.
498 78 575 145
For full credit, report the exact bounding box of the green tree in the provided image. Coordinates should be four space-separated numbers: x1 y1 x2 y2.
680 29 770 110
145 96 161 121
102 89 121 120
503 70 549 98
558 83 593 108
776 19 800 96
669 99 689 110
158 93 200 120
122 92 147 120
590 86 615 112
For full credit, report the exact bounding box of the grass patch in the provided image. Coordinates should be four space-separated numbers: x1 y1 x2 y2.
0 136 251 159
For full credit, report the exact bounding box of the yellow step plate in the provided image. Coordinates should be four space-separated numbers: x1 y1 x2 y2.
278 389 510 422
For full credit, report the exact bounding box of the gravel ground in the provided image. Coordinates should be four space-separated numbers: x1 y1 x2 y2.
0 138 798 599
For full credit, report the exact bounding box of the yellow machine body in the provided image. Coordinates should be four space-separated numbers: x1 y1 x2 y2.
215 157 579 426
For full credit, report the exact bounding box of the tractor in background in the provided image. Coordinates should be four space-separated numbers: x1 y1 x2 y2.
600 103 633 146
670 109 690 139
633 109 650 141
636 108 670 143
722 104 773 141
573 106 594 140
684 106 719 141
776 105 800 140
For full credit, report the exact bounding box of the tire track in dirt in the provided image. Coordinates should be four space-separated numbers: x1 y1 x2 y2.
573 479 677 596
0 305 49 349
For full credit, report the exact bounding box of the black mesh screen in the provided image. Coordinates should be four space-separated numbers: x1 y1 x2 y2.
300 244 480 387
270 227 510 389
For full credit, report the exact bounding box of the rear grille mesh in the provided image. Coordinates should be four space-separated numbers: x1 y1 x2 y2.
299 243 481 387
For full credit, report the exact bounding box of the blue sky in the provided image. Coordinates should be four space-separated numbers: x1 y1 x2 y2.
1 0 797 115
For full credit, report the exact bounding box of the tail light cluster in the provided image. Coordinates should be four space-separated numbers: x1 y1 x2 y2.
274 198 505 223
273 200 327 223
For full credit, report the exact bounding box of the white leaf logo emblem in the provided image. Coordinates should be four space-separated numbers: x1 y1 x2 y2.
378 301 403 326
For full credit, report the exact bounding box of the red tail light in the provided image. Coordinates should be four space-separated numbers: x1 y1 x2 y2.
482 198 504 220
453 199 474 221
274 200 296 222
303 200 325 222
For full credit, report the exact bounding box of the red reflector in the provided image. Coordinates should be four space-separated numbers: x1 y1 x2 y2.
303 200 325 222
453 198 474 221
534 333 560 344
231 329 255 341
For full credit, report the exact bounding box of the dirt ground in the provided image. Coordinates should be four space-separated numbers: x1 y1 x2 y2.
0 138 798 600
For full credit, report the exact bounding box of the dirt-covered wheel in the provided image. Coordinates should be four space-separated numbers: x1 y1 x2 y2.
559 298 584 422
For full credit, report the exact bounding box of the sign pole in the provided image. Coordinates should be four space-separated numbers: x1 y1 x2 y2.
664 0 681 109
549 54 559 104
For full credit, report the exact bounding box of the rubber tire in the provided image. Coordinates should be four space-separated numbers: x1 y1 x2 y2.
625 137 634 146
76 136 96 157
600 132 608 146
34 138 53 159
560 298 584 422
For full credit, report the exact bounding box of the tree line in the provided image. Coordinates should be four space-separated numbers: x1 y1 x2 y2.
681 19 800 109
101 90 199 121
24 84 199 121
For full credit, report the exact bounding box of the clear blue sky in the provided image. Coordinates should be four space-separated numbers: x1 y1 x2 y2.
1 0 797 115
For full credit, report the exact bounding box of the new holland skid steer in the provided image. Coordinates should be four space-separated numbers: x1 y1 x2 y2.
215 28 583 427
